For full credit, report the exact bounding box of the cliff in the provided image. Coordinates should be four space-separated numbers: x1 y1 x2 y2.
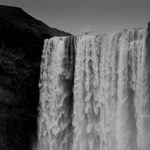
0 5 71 150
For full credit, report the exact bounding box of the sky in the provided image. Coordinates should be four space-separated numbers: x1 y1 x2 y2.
0 0 150 35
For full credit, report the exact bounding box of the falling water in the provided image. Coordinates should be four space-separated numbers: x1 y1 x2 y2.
38 28 150 150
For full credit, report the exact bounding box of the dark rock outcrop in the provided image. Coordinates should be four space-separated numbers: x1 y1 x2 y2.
0 5 71 150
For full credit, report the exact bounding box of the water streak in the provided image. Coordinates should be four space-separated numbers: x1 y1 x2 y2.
38 28 150 150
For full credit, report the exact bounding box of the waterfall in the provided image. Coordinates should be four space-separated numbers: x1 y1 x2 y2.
37 28 150 150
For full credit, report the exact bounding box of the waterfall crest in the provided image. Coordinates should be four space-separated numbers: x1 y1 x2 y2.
38 28 150 150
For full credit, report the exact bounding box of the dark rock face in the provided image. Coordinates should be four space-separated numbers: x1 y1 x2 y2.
0 5 71 150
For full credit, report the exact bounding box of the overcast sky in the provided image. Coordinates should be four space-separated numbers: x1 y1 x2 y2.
1 0 150 35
